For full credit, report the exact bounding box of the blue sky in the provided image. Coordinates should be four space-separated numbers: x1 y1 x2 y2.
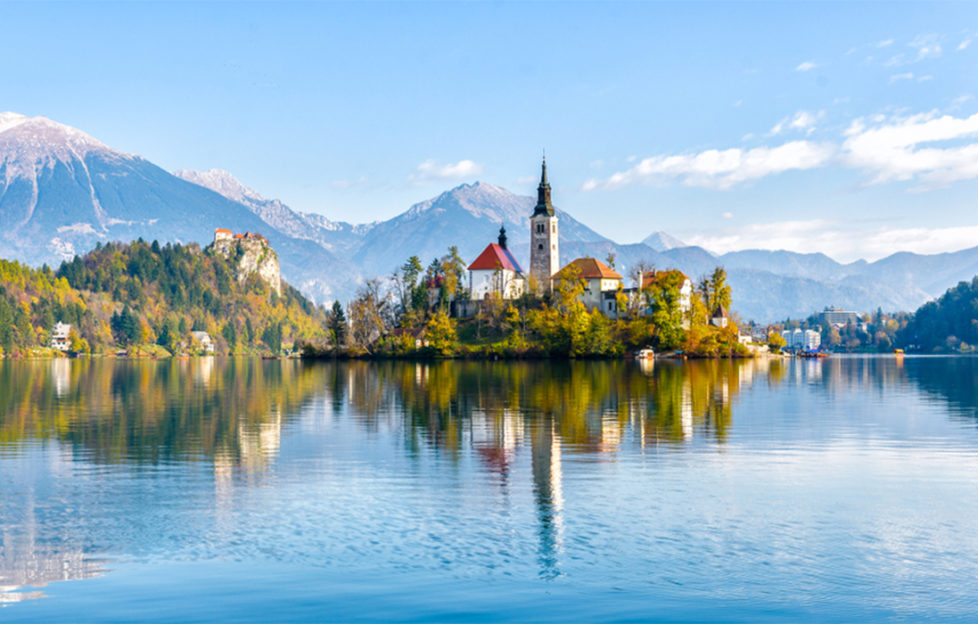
3 1 978 261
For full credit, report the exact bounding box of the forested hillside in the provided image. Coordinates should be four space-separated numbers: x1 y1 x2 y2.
0 240 327 356
899 277 978 352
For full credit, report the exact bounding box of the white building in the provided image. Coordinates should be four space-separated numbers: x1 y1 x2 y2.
191 331 216 353
781 328 821 351
467 227 525 301
50 322 71 352
637 269 693 315
551 257 623 316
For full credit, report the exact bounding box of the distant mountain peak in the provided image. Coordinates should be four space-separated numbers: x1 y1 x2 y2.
0 112 113 160
173 168 266 205
642 231 686 252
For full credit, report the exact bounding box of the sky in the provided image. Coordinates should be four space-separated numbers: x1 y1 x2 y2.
2 1 978 262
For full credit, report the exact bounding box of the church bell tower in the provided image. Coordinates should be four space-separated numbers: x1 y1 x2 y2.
529 156 559 292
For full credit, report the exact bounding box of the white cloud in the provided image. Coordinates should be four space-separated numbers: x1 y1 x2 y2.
917 75 933 82
687 221 978 262
582 141 834 191
721 212 734 219
841 111 978 187
877 39 895 48
770 110 823 136
889 72 914 83
958 37 972 51
795 61 817 72
409 159 483 184
331 176 368 189
909 34 942 61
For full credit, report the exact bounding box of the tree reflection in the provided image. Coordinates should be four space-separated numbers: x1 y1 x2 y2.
0 358 327 469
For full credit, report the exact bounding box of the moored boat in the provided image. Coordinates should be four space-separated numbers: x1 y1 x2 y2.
634 347 655 360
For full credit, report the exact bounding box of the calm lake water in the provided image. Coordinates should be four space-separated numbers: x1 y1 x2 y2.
2 356 978 622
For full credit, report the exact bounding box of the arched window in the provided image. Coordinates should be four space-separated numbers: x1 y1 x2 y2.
538 244 543 250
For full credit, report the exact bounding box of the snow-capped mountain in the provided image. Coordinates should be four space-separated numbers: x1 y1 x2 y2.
0 113 354 302
350 181 609 276
173 168 366 252
4 111 978 321
641 231 686 252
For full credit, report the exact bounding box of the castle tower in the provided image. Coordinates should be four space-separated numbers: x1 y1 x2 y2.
529 157 559 292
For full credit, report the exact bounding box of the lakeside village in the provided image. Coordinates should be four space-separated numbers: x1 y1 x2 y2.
0 158 963 360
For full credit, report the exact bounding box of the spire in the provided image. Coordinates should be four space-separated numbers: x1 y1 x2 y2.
498 224 508 249
533 155 554 217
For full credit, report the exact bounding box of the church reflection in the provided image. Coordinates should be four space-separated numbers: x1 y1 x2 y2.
363 358 769 577
8 355 971 586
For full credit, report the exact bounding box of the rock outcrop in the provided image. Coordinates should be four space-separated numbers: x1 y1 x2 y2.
211 229 282 296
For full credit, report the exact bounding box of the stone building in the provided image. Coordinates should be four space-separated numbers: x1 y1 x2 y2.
529 157 559 293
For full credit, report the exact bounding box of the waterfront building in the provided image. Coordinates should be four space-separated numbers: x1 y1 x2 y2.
190 331 216 353
50 322 71 351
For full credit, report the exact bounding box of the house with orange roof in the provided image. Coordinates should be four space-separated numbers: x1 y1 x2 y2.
638 269 694 315
467 226 526 301
551 257 623 315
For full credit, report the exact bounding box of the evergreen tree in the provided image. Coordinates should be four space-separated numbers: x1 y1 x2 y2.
329 300 347 347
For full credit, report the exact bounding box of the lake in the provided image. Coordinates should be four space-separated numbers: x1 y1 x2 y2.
2 356 978 622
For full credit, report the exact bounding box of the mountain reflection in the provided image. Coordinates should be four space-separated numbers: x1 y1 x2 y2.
8 355 976 592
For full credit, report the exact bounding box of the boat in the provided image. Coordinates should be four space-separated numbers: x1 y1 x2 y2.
799 349 829 358
894 348 905 357
633 347 655 360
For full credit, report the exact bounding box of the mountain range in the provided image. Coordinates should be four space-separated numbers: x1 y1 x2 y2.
2 111 977 322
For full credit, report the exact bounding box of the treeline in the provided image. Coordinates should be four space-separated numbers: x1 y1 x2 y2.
306 250 749 359
899 276 978 352
0 240 326 356
770 275 978 354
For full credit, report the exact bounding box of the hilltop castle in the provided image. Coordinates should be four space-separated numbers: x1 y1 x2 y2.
212 228 282 296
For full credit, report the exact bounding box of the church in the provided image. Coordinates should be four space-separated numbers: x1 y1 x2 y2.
463 157 624 315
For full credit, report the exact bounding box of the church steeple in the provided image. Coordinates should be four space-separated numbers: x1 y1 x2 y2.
533 156 554 217
498 224 508 249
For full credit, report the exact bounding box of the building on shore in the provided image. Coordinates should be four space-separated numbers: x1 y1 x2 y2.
50 322 72 351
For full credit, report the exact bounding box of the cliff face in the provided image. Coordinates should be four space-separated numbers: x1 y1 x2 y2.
212 235 282 296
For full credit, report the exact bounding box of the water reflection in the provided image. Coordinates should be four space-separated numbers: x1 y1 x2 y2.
2 355 977 608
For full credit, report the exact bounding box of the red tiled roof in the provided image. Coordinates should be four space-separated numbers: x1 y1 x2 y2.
554 257 623 280
215 228 232 234
641 269 690 289
468 243 524 273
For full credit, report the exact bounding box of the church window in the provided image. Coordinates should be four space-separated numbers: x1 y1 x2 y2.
552 224 556 233
538 244 543 250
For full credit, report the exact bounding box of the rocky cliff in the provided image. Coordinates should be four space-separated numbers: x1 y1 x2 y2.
211 232 282 296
